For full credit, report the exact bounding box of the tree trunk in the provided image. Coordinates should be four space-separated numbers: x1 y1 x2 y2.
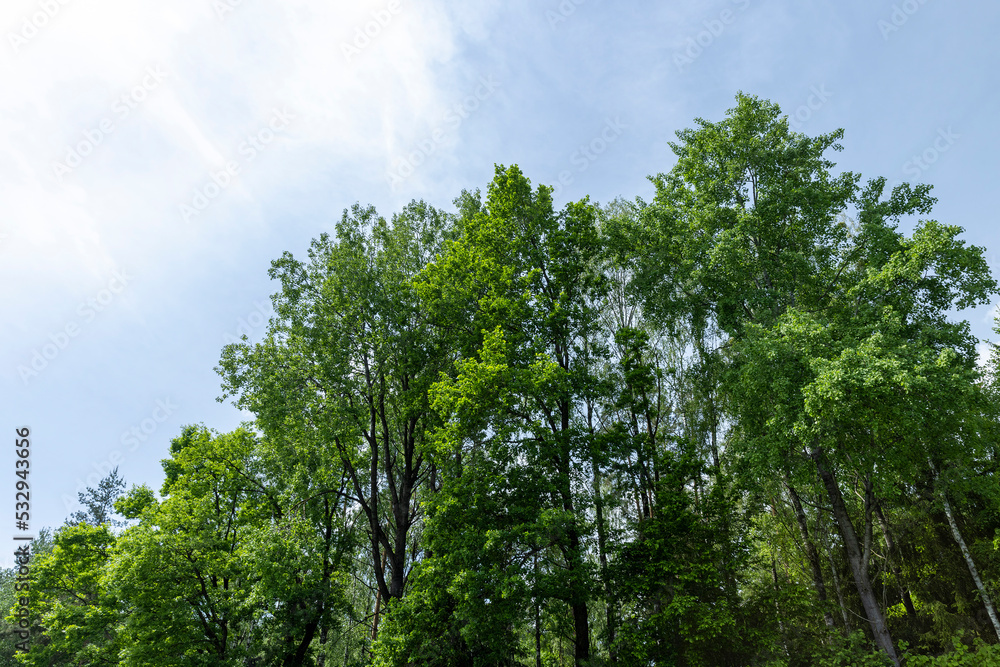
812 448 899 666
874 502 916 617
592 459 616 650
932 464 1000 639
785 480 835 629
284 614 322 667
371 549 388 643
772 557 790 658
534 553 543 667
816 504 852 632
566 525 591 665
558 402 590 666
827 544 852 632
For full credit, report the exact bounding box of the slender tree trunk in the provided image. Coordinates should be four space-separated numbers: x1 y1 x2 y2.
812 448 899 666
586 398 616 656
772 557 790 659
827 545 852 632
816 504 852 632
785 480 836 629
566 527 591 665
558 403 590 666
371 549 388 643
592 459 616 653
694 332 721 473
931 464 1000 639
534 553 543 667
874 502 916 617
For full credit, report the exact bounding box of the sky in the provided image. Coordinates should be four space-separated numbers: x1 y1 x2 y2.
2 0 999 564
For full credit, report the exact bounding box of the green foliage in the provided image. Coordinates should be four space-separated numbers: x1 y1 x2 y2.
611 453 757 666
106 427 262 666
15 523 121 666
18 95 1000 665
809 631 895 667
373 454 533 666
114 484 156 520
904 636 1000 666
68 467 126 528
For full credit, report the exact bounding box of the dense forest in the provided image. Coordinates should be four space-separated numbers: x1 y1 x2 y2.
6 94 1000 666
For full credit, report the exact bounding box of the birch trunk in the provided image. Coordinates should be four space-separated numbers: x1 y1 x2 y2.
931 462 1000 639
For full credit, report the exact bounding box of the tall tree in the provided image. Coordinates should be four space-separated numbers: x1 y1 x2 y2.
395 166 606 666
14 524 121 666
218 201 453 642
14 470 127 666
108 427 263 666
637 93 997 665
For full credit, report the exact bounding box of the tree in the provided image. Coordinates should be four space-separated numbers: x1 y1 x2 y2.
107 426 262 666
600 199 768 665
13 99 996 666
380 166 606 666
15 523 121 666
68 467 126 528
109 424 351 666
12 470 127 666
218 201 454 646
637 93 997 665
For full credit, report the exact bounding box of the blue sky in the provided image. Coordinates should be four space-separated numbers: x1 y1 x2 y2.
2 0 998 562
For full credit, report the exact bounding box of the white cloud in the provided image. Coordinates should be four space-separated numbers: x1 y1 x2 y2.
0 0 465 339
984 302 1000 327
977 341 993 368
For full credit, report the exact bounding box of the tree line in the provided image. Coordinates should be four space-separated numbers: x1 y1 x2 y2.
5 94 1000 666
